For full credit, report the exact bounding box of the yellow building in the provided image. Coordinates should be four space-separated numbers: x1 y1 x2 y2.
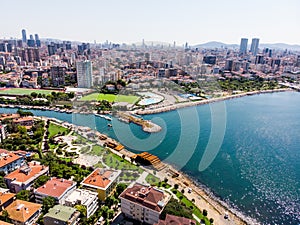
81 168 121 201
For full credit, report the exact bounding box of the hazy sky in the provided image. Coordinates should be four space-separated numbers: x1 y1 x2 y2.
1 0 299 45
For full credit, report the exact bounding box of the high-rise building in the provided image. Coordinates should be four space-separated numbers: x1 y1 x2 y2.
239 38 248 54
76 60 93 88
296 55 300 67
21 29 27 43
50 66 66 87
29 34 34 40
250 38 260 56
35 34 41 47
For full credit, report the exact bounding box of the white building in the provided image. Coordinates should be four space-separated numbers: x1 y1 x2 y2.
64 188 98 218
76 60 93 88
119 183 170 225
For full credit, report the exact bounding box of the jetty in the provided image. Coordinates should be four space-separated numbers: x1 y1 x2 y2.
131 152 166 170
116 112 162 133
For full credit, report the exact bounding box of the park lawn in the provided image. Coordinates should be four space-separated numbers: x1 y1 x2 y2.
80 93 139 103
145 173 160 185
173 189 211 225
103 153 142 172
48 123 70 138
90 145 105 155
0 88 60 95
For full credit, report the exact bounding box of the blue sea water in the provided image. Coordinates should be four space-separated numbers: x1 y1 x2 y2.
1 91 299 224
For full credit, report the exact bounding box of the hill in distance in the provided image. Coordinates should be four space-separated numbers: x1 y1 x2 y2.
193 41 300 51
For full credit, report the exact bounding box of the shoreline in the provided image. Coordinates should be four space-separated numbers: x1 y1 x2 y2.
135 88 292 115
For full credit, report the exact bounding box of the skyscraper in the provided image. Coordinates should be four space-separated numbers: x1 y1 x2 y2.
22 29 27 43
250 38 260 56
76 60 93 88
35 34 41 47
239 38 248 55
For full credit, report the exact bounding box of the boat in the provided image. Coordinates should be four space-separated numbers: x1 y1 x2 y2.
95 114 112 121
107 124 112 127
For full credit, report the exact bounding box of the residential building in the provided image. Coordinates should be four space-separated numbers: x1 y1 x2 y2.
0 124 7 143
0 191 15 212
50 66 66 87
5 161 49 193
76 60 93 88
64 188 98 218
34 177 76 204
0 149 24 175
81 168 121 201
155 214 196 225
0 220 13 225
239 38 248 55
119 183 171 225
43 205 80 225
5 199 42 225
12 116 34 129
250 38 260 56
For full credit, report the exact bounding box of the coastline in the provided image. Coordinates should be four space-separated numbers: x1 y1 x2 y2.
135 88 292 115
0 89 294 224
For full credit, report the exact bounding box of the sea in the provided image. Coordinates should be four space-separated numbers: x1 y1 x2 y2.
1 91 299 224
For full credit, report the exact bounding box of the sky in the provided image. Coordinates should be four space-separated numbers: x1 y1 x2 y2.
1 0 299 45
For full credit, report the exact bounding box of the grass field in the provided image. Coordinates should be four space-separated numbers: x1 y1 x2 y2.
48 123 70 138
79 93 139 104
0 88 60 95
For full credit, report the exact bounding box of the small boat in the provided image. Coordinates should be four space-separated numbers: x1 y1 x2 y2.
107 124 112 127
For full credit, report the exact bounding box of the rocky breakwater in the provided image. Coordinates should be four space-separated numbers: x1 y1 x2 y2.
117 112 162 133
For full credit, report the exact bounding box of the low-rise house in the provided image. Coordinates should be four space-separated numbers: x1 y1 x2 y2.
0 191 15 212
0 220 14 225
34 177 76 204
64 188 98 218
4 199 42 225
4 161 49 193
155 214 197 225
12 116 34 129
43 205 80 225
81 168 121 201
0 149 24 175
119 183 170 225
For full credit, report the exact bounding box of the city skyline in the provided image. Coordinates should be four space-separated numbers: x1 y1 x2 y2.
0 0 300 45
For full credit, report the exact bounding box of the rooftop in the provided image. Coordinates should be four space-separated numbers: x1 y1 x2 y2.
35 177 75 198
5 161 48 183
119 183 170 212
44 205 79 222
155 214 196 225
5 199 42 223
65 188 97 206
81 168 120 190
0 191 15 206
0 149 22 169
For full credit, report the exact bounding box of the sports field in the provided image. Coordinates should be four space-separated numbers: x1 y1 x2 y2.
79 93 139 104
0 88 60 95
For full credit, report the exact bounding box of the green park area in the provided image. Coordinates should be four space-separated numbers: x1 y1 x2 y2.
0 88 60 95
79 93 139 104
48 122 70 138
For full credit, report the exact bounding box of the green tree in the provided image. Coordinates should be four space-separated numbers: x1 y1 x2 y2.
42 196 56 213
0 210 11 223
75 205 87 218
34 175 50 188
0 176 7 188
16 190 30 201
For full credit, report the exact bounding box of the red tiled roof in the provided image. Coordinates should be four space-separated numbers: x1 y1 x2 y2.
0 149 21 169
155 214 196 225
5 162 48 183
35 177 75 198
0 221 14 225
82 169 112 189
4 199 41 223
119 184 165 212
0 192 15 207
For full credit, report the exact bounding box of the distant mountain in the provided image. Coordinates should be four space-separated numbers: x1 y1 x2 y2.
193 41 300 51
259 43 300 51
193 41 239 49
